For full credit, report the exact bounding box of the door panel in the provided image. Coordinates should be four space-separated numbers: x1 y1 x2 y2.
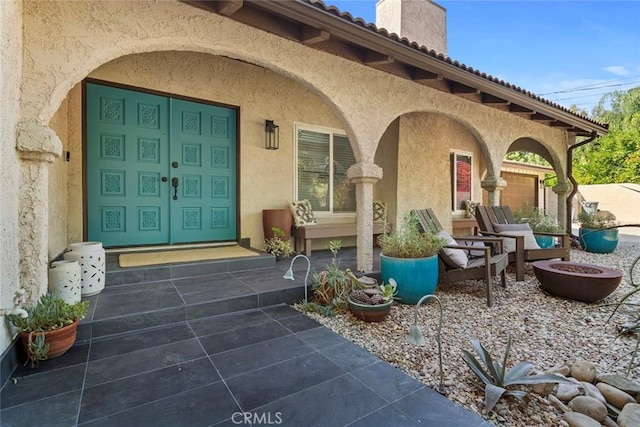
169 99 237 243
86 83 237 247
86 83 171 246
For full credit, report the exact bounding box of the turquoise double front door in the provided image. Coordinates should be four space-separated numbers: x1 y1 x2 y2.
86 82 237 247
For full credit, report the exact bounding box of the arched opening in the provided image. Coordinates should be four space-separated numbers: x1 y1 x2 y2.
374 111 491 236
501 137 567 223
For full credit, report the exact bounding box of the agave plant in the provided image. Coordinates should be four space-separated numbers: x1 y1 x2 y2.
461 337 571 413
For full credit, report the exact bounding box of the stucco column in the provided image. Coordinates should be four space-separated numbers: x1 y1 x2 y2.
552 182 572 230
480 176 507 206
16 121 62 303
347 162 383 272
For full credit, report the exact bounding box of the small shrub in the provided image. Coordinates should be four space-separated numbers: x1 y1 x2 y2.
577 211 619 230
378 211 444 258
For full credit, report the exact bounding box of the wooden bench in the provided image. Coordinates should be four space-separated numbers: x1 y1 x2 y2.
292 223 389 256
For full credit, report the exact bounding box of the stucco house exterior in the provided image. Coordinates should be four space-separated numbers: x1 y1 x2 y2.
0 0 607 357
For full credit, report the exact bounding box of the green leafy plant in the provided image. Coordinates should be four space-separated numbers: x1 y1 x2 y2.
7 294 89 365
461 337 571 413
577 211 619 230
514 205 563 233
7 294 89 333
378 211 445 258
264 226 294 258
305 242 363 315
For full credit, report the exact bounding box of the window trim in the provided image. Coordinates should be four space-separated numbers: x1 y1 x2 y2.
293 122 356 219
451 149 474 215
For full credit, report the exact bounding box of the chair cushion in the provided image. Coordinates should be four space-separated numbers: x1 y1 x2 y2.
437 230 468 269
290 200 317 227
493 223 540 253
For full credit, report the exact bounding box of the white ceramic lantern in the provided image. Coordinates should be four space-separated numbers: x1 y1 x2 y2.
48 260 81 304
64 242 106 296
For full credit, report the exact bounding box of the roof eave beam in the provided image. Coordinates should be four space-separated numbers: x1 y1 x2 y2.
301 26 330 45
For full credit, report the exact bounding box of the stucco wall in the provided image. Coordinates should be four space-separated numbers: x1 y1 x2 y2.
48 98 69 259
58 51 344 250
393 113 485 231
0 0 23 355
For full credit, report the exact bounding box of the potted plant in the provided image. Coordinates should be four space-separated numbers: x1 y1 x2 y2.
347 278 397 322
264 226 294 259
514 205 563 248
7 293 89 366
378 211 445 304
577 211 619 253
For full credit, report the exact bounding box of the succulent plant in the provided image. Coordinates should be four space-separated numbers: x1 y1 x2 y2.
461 337 571 413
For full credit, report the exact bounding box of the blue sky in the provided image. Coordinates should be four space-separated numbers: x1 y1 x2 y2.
327 0 640 113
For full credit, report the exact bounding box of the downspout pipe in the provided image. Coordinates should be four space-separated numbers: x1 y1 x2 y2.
566 131 598 233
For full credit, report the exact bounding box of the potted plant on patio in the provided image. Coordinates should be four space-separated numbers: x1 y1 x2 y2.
7 293 89 366
347 278 397 322
264 226 294 259
378 211 445 304
577 211 620 253
514 205 563 248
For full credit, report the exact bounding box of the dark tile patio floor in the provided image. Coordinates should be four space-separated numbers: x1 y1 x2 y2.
0 248 491 426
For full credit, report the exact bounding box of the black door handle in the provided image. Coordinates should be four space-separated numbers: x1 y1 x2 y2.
171 177 179 200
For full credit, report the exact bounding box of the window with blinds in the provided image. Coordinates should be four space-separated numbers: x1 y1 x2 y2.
296 126 356 213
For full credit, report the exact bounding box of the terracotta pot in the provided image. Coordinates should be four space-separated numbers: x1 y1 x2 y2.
20 319 79 359
347 296 392 322
262 209 293 242
533 260 622 303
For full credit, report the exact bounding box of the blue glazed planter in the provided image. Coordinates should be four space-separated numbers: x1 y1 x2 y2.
579 228 619 254
380 254 439 305
535 235 555 249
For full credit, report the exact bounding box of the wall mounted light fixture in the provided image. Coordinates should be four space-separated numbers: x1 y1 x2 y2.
265 120 279 150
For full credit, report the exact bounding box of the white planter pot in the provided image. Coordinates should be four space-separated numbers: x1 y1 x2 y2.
64 241 106 296
48 260 81 304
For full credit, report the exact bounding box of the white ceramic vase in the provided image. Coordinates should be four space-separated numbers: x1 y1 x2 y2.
64 241 106 296
48 260 81 304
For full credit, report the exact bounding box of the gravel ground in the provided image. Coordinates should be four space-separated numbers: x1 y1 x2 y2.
297 241 640 426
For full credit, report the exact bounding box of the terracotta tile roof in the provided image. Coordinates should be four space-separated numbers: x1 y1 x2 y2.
305 0 606 130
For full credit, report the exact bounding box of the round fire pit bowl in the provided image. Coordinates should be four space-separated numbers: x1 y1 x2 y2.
532 260 623 303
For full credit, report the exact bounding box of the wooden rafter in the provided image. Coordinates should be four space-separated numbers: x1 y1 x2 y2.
216 0 243 16
300 26 330 45
363 50 394 65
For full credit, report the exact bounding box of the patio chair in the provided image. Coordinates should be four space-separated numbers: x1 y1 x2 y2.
413 209 508 307
474 205 571 281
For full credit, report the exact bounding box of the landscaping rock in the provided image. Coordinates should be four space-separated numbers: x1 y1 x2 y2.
580 381 606 404
602 416 620 427
563 412 601 427
532 382 555 396
548 394 571 413
568 395 608 422
571 360 597 383
557 382 583 402
596 382 636 409
597 374 640 395
551 365 571 376
617 403 640 427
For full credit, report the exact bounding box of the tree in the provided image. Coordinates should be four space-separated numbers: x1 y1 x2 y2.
573 87 640 184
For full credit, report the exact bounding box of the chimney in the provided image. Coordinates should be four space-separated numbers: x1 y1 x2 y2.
375 0 447 55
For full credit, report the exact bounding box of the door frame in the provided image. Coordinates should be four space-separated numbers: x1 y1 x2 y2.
82 78 241 247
